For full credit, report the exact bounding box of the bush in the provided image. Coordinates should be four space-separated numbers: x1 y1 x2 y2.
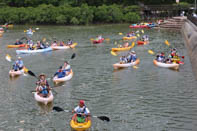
70 17 79 25
124 12 141 23
0 4 141 25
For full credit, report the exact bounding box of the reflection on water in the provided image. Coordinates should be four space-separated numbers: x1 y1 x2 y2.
0 24 196 130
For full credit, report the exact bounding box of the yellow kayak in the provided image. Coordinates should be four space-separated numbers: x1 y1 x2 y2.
70 115 91 131
122 36 137 40
111 42 135 52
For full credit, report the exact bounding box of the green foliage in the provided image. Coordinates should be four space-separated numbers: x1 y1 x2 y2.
0 4 141 25
173 2 190 8
124 12 141 23
70 17 79 25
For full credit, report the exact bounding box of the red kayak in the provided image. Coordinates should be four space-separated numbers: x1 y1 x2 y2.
129 25 150 28
93 38 104 44
137 41 149 45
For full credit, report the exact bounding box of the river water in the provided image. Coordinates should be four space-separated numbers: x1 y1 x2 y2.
0 24 197 131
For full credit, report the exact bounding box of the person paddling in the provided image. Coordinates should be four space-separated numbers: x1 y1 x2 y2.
53 66 67 78
36 81 51 98
14 39 23 45
12 57 24 71
36 74 51 97
67 39 73 46
36 74 49 87
54 61 71 78
72 100 91 123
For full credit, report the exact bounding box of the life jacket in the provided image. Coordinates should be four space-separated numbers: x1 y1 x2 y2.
40 85 48 95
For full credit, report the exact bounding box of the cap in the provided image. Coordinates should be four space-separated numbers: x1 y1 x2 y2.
79 100 85 106
18 56 21 59
39 73 46 78
131 50 135 53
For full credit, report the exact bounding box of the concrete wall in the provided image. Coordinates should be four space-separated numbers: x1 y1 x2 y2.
181 20 197 80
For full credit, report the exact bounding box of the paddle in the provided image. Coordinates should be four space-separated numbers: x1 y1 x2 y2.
111 51 117 56
165 40 170 46
119 32 123 35
53 106 110 122
148 50 155 55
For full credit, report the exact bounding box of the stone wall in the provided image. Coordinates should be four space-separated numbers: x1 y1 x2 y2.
181 20 197 80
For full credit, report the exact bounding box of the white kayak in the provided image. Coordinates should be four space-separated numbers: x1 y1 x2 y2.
9 68 24 77
51 43 77 50
16 47 52 54
34 91 54 105
113 59 140 69
153 59 179 70
53 69 73 84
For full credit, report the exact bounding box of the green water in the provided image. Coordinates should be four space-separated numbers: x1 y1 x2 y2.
0 24 196 131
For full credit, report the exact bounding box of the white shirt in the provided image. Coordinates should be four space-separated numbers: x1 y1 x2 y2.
74 106 90 115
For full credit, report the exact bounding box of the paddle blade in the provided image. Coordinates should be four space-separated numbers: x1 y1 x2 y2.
105 38 110 41
90 38 94 41
165 40 170 46
131 42 135 48
137 34 140 37
181 56 185 59
53 106 64 112
97 116 110 122
24 30 26 32
36 28 39 30
27 70 37 78
42 38 46 42
111 51 117 56
133 66 138 69
114 41 117 45
71 53 76 59
24 67 29 73
119 32 123 35
148 50 155 55
5 54 12 62
141 30 144 33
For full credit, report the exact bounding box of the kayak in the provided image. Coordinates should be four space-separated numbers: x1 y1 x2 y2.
113 59 140 69
2 24 14 28
137 41 149 45
123 36 137 40
70 114 91 131
93 38 104 44
9 68 24 77
34 91 54 105
7 44 26 48
129 25 149 28
51 43 77 50
111 42 135 52
53 69 73 84
153 59 179 70
16 47 52 54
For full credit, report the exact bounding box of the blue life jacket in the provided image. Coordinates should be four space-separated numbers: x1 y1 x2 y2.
57 71 66 78
41 86 48 95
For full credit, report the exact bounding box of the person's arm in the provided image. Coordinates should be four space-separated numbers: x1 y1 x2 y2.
72 106 78 113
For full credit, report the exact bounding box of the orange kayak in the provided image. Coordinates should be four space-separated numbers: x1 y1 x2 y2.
7 44 26 48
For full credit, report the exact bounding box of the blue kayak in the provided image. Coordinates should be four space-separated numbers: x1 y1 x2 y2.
16 47 52 54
